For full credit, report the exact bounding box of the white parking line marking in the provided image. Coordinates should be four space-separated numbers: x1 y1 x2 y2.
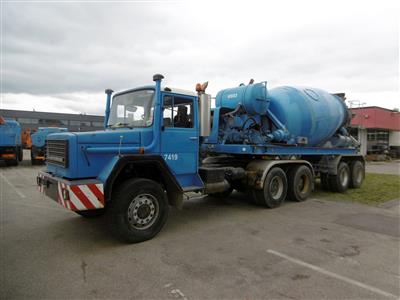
170 289 188 300
267 249 398 299
0 172 26 198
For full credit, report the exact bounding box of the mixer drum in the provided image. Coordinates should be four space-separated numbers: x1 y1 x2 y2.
268 86 349 146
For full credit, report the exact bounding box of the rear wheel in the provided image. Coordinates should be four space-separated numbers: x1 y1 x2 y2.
31 146 43 165
108 178 169 243
17 146 23 162
329 162 350 193
252 167 287 208
349 160 364 188
287 165 313 202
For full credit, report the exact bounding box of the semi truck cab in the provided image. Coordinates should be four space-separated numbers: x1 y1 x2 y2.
38 74 208 241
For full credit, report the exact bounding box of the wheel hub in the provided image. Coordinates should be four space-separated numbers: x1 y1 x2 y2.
270 176 284 200
355 168 363 183
340 168 349 186
297 175 310 194
127 194 158 230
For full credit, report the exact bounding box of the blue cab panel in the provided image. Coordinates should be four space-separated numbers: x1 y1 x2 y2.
46 128 145 179
0 118 21 147
32 127 68 148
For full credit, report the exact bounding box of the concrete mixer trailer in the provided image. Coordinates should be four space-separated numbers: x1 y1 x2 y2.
37 74 364 243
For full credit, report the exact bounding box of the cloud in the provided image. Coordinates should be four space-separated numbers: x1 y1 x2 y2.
1 0 399 112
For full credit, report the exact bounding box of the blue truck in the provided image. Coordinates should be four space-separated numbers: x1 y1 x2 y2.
30 127 68 165
37 74 364 243
0 116 23 166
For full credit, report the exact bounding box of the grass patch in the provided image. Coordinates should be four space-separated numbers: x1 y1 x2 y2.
314 173 400 205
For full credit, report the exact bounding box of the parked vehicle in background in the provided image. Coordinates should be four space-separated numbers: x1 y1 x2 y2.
37 74 365 243
31 127 68 164
0 116 23 166
21 129 34 149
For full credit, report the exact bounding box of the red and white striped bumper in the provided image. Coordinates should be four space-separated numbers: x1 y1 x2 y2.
37 171 105 211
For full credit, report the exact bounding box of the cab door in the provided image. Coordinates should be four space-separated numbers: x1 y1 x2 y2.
160 93 200 188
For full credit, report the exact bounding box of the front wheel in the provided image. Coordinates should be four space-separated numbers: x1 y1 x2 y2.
109 178 169 243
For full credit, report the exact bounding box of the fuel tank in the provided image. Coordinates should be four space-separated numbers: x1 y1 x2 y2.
268 86 349 146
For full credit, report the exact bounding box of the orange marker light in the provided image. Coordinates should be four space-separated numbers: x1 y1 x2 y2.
195 83 202 92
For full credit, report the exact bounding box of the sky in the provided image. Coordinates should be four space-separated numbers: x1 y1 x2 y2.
1 0 399 115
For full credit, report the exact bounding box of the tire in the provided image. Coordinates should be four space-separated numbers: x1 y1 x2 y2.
108 178 169 243
329 162 350 193
31 148 36 164
320 173 331 190
252 167 287 208
287 165 313 202
75 209 105 218
31 147 43 165
349 160 364 188
17 146 23 162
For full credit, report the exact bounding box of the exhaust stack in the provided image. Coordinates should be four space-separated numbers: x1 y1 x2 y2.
196 82 211 137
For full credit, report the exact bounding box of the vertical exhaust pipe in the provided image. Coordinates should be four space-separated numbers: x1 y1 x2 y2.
196 82 211 137
104 89 114 128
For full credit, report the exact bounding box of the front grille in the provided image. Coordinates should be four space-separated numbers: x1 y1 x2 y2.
46 139 69 168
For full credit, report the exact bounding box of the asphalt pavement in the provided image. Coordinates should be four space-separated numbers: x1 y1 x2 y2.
0 158 399 299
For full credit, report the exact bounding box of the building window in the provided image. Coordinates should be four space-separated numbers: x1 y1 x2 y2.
80 121 91 127
367 129 389 154
91 121 103 127
39 118 65 126
69 120 80 126
69 120 91 127
18 118 38 124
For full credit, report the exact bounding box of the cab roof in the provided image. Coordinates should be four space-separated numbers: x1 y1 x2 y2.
113 85 197 98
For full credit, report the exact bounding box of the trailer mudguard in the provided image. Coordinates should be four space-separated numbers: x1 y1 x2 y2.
246 159 314 189
99 154 183 201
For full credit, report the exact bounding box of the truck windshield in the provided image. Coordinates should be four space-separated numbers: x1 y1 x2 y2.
108 89 155 128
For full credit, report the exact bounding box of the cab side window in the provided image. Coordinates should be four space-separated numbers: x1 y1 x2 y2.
163 96 193 128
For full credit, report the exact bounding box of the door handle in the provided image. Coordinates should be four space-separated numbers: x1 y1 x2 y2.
189 137 198 140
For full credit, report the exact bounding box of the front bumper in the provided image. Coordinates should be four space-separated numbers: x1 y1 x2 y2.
37 171 105 211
